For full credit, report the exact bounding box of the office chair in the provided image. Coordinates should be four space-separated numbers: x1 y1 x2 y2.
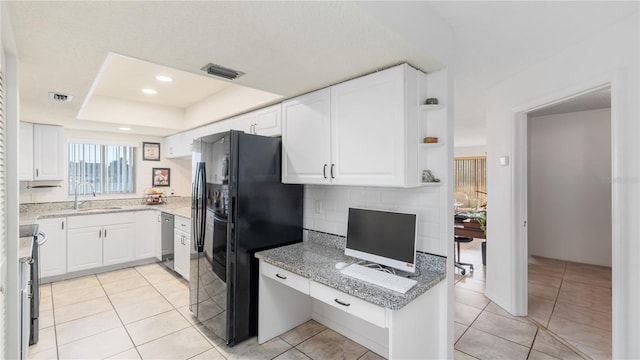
454 236 474 275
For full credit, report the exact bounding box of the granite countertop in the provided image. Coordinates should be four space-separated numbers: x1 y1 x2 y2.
20 202 191 225
255 241 446 311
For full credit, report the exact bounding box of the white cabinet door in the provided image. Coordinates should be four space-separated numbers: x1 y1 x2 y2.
67 226 103 272
135 210 160 260
254 105 282 136
38 217 67 278
33 124 64 181
330 65 406 186
231 112 256 133
102 223 136 266
173 228 190 280
282 88 331 184
164 132 191 158
19 122 34 181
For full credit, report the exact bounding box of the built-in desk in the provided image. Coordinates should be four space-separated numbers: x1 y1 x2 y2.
255 241 447 359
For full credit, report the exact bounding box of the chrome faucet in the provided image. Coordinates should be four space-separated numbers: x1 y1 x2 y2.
74 182 96 209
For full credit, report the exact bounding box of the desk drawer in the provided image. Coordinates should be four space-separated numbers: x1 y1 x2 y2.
174 216 191 234
261 262 310 295
310 281 386 328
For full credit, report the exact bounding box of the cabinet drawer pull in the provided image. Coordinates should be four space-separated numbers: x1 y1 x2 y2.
323 164 328 179
334 299 350 307
275 273 287 280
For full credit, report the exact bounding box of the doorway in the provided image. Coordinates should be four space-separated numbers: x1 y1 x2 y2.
520 87 613 358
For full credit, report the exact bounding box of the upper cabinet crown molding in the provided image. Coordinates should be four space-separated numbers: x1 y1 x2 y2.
20 122 64 181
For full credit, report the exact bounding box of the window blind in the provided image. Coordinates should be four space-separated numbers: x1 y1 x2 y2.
454 156 487 208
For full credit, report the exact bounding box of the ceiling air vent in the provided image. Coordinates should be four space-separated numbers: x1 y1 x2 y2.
200 63 245 80
48 92 73 102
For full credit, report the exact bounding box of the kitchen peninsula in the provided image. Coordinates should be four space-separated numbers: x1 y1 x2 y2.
256 231 447 359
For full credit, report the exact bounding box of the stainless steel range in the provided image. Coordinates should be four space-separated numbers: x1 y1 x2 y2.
19 223 47 359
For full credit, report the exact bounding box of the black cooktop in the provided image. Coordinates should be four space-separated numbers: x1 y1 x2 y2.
19 224 38 239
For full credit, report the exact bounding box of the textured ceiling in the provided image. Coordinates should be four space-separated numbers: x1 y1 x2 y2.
7 1 442 135
6 1 639 142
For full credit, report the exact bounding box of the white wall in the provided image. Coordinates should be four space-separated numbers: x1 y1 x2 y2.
454 145 487 157
1 1 21 357
485 13 639 359
528 108 611 266
77 95 184 131
19 128 191 204
304 185 446 256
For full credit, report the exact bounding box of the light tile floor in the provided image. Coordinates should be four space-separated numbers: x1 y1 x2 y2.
28 263 384 360
454 238 612 359
29 243 610 360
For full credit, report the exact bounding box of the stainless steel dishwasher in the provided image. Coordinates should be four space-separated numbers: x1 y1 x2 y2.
161 212 175 269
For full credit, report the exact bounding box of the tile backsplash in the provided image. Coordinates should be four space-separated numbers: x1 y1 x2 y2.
303 185 446 255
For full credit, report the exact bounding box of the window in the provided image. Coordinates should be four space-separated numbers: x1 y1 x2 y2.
454 156 487 208
69 143 136 195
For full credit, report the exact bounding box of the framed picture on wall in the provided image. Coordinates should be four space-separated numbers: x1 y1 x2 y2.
152 168 170 187
143 142 161 161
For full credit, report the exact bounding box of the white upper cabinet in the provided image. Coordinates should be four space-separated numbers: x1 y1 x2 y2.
229 104 282 136
253 104 282 136
164 132 191 158
230 112 256 133
21 123 64 181
282 88 332 184
33 124 65 181
282 64 421 187
19 122 34 181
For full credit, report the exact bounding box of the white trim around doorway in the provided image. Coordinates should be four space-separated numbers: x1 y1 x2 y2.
510 70 622 352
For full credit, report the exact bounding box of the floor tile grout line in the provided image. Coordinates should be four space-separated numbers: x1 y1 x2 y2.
525 328 539 359
93 274 142 360
527 257 611 359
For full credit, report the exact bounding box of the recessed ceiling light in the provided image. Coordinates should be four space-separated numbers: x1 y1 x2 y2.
142 88 158 95
119 127 131 131
155 75 173 82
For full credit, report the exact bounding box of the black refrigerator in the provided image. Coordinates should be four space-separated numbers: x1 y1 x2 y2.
189 130 303 346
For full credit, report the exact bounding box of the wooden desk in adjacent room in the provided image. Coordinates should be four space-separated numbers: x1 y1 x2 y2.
454 218 486 265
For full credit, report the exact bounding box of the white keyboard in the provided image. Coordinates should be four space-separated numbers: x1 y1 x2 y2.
340 264 417 294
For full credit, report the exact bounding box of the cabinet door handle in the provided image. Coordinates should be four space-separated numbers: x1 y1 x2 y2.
99 229 102 238
331 164 335 179
334 299 350 307
36 169 39 177
104 229 107 238
275 274 287 280
323 164 328 179
61 221 64 230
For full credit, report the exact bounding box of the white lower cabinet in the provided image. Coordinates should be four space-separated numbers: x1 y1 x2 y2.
135 210 161 260
102 223 136 266
66 213 136 272
173 215 191 280
67 226 103 272
173 228 190 280
37 217 67 277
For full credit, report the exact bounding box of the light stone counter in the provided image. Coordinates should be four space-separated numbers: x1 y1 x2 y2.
255 231 446 311
20 197 191 225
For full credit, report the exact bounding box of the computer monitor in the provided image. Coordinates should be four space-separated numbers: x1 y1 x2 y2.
345 208 417 273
